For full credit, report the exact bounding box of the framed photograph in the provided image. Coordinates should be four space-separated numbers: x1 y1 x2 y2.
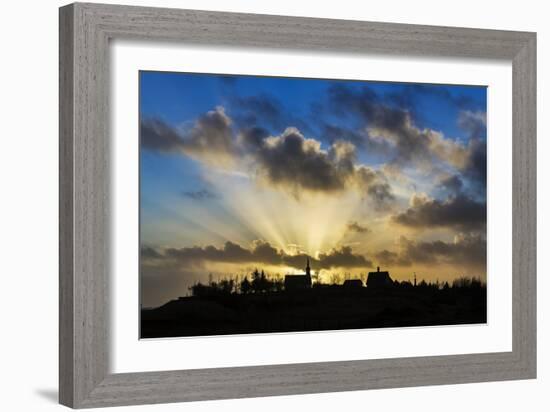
138 71 490 339
59 2 536 408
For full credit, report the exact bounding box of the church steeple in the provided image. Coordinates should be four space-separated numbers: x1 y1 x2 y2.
305 256 311 277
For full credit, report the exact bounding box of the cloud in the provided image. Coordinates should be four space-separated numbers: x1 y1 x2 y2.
142 240 372 270
231 93 313 134
353 166 396 208
375 233 486 268
252 128 351 193
328 84 408 132
281 247 372 270
326 85 487 199
456 110 487 192
458 110 486 140
233 93 283 129
462 138 487 191
249 240 283 265
374 249 412 267
437 174 463 194
347 221 370 234
321 123 392 156
392 193 486 231
162 241 252 267
328 84 470 170
238 126 270 149
317 246 373 269
141 246 164 260
180 106 236 165
367 182 395 208
247 128 396 205
182 189 218 200
141 107 236 166
141 108 395 203
367 115 469 170
141 87 486 207
400 234 486 266
387 84 480 117
141 118 185 153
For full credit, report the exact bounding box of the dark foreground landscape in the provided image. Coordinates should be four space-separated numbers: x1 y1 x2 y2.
141 279 486 338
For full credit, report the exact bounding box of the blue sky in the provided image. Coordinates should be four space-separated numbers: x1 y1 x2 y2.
140 71 486 141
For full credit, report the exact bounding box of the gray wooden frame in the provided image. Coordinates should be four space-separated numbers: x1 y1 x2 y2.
59 2 536 409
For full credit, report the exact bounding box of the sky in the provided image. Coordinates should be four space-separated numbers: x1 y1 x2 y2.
139 71 487 308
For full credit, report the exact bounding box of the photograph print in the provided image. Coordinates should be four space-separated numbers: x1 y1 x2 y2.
139 71 487 339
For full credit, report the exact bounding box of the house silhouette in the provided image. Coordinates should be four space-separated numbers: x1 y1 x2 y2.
343 279 363 288
284 257 312 291
367 266 394 288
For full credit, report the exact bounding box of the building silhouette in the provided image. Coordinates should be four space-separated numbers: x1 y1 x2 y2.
284 257 312 291
343 279 363 288
367 266 394 288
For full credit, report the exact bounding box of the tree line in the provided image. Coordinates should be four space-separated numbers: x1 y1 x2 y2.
188 269 485 298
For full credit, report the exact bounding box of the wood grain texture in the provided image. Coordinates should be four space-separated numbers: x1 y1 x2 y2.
59 4 74 406
512 35 537 373
59 2 537 408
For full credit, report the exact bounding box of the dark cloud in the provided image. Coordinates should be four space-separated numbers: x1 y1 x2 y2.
437 174 463 194
387 84 478 114
354 166 377 187
247 128 395 204
328 85 469 169
143 240 371 270
233 93 282 129
329 84 408 132
375 233 486 268
462 138 487 190
317 246 373 269
399 234 486 267
141 107 395 202
249 240 283 265
252 128 353 194
354 166 395 208
321 123 392 156
182 189 218 200
374 249 412 267
231 93 313 134
456 110 487 192
141 118 185 153
181 106 236 164
458 110 486 140
392 193 486 231
281 248 372 270
347 221 370 234
238 126 270 149
162 241 252 266
327 85 487 201
142 108 355 193
367 183 395 208
141 107 236 165
141 246 164 260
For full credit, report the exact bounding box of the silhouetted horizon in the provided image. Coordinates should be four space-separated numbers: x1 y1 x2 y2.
142 260 486 310
141 267 486 338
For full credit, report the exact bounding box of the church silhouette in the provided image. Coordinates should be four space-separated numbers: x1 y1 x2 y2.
284 257 312 291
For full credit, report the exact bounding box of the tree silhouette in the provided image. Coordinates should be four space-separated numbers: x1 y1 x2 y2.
240 276 251 294
251 269 261 293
